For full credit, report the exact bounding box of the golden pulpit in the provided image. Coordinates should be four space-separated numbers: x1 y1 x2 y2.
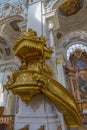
4 29 81 127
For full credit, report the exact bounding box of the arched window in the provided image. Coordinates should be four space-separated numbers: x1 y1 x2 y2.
67 43 87 60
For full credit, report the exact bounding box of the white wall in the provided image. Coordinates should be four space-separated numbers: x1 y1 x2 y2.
27 1 42 35
27 1 47 37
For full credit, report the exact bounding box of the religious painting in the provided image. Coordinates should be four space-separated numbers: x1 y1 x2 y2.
67 48 87 114
74 50 87 100
77 76 87 99
75 59 86 68
67 48 87 99
75 56 87 99
59 0 84 16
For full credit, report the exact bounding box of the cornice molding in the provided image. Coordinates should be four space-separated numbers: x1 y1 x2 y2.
58 7 87 32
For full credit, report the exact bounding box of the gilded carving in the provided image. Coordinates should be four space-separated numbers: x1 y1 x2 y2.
37 125 45 130
4 29 81 127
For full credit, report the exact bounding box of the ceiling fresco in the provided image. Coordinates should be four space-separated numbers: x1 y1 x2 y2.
59 0 84 17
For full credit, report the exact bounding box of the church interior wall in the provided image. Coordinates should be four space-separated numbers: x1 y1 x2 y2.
0 0 87 130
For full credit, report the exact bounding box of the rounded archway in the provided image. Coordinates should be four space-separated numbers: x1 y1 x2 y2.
66 42 87 60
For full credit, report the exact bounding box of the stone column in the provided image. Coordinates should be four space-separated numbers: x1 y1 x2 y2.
14 94 60 130
48 28 57 80
0 58 20 115
68 73 76 98
49 29 54 48
56 58 66 87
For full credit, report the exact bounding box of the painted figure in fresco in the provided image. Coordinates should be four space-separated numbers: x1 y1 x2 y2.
78 76 87 99
59 0 84 16
75 59 87 99
69 49 87 99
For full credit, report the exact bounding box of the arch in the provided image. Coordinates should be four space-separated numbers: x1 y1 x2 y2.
10 20 21 32
66 43 87 60
62 31 87 46
65 45 87 101
0 15 24 27
62 31 87 60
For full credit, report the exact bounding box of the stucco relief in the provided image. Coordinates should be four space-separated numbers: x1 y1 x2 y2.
57 6 87 32
2 3 15 17
62 31 87 46
0 2 26 20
